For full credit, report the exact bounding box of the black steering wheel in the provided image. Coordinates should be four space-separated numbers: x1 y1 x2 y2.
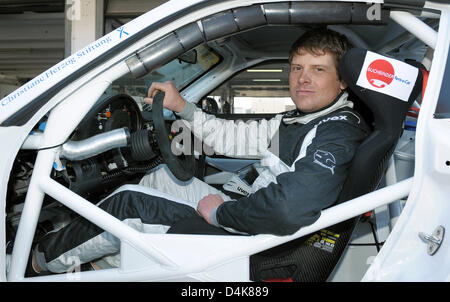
151 91 195 181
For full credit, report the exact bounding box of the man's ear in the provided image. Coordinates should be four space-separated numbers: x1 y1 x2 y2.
339 80 348 90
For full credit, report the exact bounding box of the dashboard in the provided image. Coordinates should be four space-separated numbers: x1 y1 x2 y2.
6 94 164 239
62 94 162 200
73 94 143 140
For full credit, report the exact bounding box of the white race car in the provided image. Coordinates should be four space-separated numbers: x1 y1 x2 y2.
1 0 449 282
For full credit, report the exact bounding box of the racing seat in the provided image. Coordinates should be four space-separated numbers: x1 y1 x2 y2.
168 48 424 281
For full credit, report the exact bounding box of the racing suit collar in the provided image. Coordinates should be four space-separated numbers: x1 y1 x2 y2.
282 91 353 125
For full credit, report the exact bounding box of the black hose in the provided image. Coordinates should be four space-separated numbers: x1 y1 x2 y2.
101 156 163 182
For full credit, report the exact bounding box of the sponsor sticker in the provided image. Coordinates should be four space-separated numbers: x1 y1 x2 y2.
0 26 131 123
307 229 341 253
356 51 418 102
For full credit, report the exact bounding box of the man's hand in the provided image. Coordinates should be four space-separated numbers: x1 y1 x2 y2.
197 194 224 225
144 81 186 113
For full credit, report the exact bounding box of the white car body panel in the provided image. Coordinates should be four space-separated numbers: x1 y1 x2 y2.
364 1 450 281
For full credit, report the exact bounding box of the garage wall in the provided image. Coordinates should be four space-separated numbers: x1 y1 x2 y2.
0 0 169 96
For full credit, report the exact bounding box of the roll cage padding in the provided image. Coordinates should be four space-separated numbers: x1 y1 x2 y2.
126 2 389 78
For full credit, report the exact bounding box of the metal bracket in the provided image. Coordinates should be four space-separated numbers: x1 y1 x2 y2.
419 225 445 255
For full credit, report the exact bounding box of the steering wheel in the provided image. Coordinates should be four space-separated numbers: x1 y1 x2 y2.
152 90 195 181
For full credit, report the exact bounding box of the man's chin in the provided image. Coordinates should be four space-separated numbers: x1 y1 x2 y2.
293 99 314 112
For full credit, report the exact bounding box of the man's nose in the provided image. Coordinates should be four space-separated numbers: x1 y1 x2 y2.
298 70 311 84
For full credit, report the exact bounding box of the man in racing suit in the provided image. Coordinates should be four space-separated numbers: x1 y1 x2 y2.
31 29 370 274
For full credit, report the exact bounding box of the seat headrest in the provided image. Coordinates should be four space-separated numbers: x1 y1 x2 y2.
339 48 423 133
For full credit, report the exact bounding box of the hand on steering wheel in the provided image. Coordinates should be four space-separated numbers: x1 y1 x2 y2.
145 81 186 113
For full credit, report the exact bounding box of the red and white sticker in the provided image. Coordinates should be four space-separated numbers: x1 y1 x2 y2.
356 51 418 102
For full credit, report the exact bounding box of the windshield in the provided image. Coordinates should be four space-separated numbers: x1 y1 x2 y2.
206 61 292 114
108 44 221 113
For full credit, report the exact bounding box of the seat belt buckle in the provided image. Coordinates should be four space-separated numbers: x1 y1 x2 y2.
222 174 252 197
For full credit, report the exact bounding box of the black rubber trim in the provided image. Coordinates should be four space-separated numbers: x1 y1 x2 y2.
382 0 430 15
434 47 450 118
383 0 425 9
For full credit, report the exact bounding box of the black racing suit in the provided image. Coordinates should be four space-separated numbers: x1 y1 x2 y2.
210 106 370 235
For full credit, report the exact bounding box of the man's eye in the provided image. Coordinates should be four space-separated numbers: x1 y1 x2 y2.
292 66 302 71
315 67 324 72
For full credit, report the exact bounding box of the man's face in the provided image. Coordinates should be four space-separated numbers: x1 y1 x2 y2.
289 49 346 112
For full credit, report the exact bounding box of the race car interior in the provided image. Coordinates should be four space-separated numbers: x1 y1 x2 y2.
5 1 438 281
